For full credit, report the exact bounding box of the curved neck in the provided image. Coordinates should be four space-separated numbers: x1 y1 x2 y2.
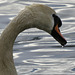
0 22 19 75
0 17 32 51
1 23 19 48
0 17 32 75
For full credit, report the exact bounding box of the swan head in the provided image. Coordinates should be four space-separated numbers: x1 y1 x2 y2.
27 4 67 46
13 4 67 46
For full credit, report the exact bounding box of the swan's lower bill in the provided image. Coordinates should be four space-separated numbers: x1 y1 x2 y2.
51 24 67 46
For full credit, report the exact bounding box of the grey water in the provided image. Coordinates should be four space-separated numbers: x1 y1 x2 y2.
0 0 75 74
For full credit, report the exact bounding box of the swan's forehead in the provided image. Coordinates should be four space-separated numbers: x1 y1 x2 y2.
26 4 55 29
27 4 56 15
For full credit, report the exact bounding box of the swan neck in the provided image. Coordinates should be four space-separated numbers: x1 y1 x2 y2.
1 22 19 46
0 22 19 75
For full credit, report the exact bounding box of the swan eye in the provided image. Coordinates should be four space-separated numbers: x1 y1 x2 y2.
52 14 62 28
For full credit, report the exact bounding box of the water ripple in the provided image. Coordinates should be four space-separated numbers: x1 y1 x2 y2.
0 0 7 3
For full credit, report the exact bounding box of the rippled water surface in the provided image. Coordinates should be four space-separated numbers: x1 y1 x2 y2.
0 0 75 75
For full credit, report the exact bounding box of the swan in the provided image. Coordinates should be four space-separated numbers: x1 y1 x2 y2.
0 4 67 75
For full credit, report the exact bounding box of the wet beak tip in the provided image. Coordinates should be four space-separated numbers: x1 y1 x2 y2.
61 40 67 46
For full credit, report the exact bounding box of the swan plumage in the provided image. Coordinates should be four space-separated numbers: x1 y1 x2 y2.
0 4 67 75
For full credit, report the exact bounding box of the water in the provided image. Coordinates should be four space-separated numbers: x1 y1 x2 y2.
0 0 75 74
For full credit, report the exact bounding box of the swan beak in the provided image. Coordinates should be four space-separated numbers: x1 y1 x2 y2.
51 24 67 46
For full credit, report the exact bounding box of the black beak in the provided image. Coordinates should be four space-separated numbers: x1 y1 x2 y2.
51 14 67 46
51 24 67 46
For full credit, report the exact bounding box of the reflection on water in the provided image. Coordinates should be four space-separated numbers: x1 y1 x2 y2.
16 58 75 75
0 0 75 74
0 0 7 3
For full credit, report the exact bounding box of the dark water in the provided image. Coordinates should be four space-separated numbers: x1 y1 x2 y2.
0 0 75 75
